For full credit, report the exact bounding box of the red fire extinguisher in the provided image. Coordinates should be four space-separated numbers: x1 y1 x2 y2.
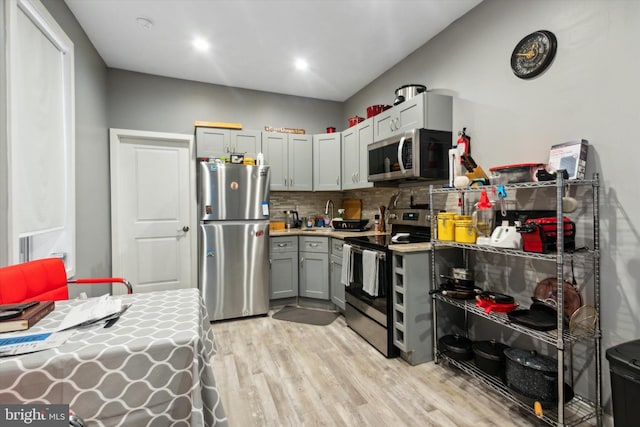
456 127 470 156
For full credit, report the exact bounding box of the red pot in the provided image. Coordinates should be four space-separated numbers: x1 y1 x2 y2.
326 127 336 133
366 105 390 118
348 116 364 127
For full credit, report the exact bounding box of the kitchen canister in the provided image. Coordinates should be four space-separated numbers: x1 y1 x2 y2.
437 212 457 241
455 219 477 243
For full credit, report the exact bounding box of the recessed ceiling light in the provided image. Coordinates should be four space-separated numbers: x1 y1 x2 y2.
136 17 154 30
192 37 210 52
295 58 308 71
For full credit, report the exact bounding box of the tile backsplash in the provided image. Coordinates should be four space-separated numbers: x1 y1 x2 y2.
269 185 437 226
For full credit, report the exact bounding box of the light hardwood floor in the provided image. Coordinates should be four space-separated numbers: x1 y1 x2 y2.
211 310 544 427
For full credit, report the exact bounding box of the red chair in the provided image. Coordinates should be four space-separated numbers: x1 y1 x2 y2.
0 258 132 304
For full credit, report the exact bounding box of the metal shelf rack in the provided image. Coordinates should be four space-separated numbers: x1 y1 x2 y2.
438 353 599 427
429 174 602 426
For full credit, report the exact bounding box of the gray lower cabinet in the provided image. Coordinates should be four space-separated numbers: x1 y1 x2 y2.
392 248 459 365
329 238 345 310
298 236 329 299
269 236 299 299
392 250 434 365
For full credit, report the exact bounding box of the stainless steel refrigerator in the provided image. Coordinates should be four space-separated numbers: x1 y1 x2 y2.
198 161 271 321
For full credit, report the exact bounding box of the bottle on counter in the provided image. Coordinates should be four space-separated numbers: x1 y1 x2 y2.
374 214 381 232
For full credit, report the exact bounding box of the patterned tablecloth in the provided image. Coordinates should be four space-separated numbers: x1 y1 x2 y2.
0 288 228 427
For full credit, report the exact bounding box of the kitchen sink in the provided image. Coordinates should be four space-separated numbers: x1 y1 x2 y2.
306 228 333 233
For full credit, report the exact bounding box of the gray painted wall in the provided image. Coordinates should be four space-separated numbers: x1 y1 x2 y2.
344 0 639 413
107 69 344 135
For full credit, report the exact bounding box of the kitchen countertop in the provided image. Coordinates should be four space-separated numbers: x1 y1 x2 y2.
388 242 432 252
270 227 386 239
270 227 432 253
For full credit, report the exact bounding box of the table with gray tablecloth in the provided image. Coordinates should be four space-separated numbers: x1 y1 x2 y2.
0 288 228 427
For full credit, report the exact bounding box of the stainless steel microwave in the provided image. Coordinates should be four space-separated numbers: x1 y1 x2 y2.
367 128 451 182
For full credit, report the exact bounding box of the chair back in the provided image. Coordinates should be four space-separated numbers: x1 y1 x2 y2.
0 258 69 304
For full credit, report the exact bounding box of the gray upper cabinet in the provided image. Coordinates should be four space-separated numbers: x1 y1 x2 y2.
232 130 262 157
341 119 373 190
373 92 453 142
313 133 341 191
262 132 313 191
196 127 261 159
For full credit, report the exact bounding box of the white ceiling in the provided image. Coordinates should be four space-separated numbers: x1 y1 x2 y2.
64 0 482 102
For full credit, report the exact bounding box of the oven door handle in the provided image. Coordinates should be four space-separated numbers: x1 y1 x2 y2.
348 245 386 261
397 135 407 175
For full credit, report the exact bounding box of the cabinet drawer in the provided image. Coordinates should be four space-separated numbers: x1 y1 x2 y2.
299 236 329 253
270 237 298 253
330 238 344 257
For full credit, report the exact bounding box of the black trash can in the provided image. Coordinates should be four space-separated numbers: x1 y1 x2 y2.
606 339 640 427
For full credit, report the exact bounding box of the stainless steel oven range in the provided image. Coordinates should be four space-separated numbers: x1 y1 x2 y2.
343 208 432 358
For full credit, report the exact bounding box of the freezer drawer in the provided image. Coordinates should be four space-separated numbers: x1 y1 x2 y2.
199 221 269 321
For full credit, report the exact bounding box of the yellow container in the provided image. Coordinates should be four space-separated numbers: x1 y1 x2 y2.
437 212 457 241
455 219 477 243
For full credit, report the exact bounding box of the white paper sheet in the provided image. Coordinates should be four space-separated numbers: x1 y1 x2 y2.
57 295 122 331
0 330 76 356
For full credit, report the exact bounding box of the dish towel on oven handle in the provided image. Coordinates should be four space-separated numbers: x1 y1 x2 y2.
341 244 353 286
362 249 379 297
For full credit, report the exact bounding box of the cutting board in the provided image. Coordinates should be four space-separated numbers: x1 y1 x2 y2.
342 199 362 220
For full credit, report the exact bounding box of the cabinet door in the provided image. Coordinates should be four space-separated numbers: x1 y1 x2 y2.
330 255 345 309
355 120 374 188
396 94 425 133
299 252 329 299
262 132 288 190
341 127 358 190
288 134 313 191
313 133 341 191
373 109 395 142
270 251 299 299
231 130 261 158
196 127 230 158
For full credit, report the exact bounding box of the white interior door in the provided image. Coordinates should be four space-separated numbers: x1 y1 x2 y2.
110 129 195 294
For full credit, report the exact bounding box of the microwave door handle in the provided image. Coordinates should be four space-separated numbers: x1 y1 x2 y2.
397 136 407 174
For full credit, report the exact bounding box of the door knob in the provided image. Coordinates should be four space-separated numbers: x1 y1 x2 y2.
182 226 190 232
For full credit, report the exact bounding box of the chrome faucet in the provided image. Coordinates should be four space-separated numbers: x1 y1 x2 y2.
324 199 334 222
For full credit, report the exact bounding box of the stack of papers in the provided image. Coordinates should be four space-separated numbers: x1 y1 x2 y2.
0 295 125 357
58 294 123 330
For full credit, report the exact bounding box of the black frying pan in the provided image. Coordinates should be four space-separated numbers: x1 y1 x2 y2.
430 283 482 299
439 274 475 289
